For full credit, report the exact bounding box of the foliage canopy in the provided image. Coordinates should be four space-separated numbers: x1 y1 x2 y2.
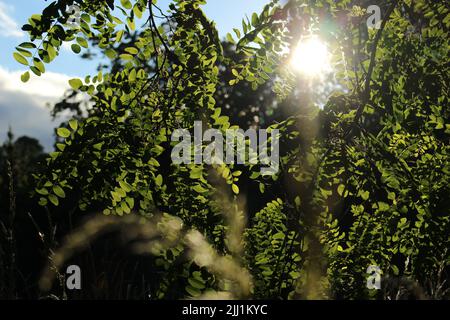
12 0 450 299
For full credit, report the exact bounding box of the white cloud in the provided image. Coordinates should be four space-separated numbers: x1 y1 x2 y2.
0 1 24 38
0 66 74 151
0 66 72 100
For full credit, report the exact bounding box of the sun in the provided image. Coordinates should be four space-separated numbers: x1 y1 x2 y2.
290 36 331 77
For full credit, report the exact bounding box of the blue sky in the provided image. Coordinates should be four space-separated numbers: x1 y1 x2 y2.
0 0 268 150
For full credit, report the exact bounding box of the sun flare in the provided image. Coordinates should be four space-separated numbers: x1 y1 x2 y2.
290 36 331 77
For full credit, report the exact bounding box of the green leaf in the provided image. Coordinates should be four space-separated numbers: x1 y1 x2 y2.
391 265 399 276
232 184 239 194
185 286 201 297
93 142 103 150
249 171 260 179
360 190 370 201
255 257 269 265
126 17 135 31
13 52 28 65
76 37 88 48
119 53 133 60
272 232 285 240
120 0 132 9
192 184 208 193
337 184 345 196
119 180 132 192
47 44 57 60
188 278 205 290
105 48 117 59
48 194 59 206
155 174 163 187
377 202 390 212
36 188 49 196
133 5 143 18
121 201 131 214
57 127 71 138
30 14 42 22
33 58 45 73
125 197 134 209
116 30 125 43
71 43 81 54
398 217 407 226
69 78 83 90
189 167 203 179
215 115 229 125
30 66 41 76
18 42 36 49
233 28 241 38
259 182 265 193
128 68 136 81
320 188 332 198
295 196 301 208
53 185 66 198
21 71 30 83
226 33 235 44
69 119 78 131
124 47 138 55
262 65 273 73
16 47 32 57
251 13 259 27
